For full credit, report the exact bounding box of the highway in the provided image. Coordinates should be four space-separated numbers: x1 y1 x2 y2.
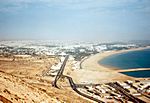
75 83 100 88
125 81 150 99
52 55 69 88
108 82 146 103
52 55 145 103
65 76 104 103
52 55 104 102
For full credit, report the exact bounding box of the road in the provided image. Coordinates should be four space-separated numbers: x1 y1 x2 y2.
108 82 146 103
52 55 145 103
65 76 104 103
52 55 104 102
52 55 69 88
125 81 150 99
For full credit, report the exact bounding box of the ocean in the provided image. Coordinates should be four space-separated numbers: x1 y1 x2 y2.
99 48 150 77
120 70 150 78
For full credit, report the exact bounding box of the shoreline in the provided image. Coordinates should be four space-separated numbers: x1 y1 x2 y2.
99 46 150 72
70 46 150 83
82 46 150 72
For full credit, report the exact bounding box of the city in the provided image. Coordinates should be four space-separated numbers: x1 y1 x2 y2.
0 40 150 102
0 0 150 102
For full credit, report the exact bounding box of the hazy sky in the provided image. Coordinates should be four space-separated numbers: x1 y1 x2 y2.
0 0 150 41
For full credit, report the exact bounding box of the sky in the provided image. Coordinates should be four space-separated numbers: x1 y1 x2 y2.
0 0 150 41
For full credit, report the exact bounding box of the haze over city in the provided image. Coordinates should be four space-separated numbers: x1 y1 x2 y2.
0 0 150 41
1 1 150 103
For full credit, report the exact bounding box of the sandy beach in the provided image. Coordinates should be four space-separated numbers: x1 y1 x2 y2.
82 46 150 71
71 46 150 83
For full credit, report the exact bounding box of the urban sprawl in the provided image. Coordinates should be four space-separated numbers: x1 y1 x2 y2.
0 40 150 103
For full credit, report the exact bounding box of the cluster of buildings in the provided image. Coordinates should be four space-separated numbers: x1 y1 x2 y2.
126 80 150 96
0 40 150 102
0 40 141 55
0 40 140 60
0 40 146 72
77 79 150 102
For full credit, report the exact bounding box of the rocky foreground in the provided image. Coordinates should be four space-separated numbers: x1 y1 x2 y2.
0 55 90 103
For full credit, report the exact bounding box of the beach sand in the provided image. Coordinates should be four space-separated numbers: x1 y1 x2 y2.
70 46 150 84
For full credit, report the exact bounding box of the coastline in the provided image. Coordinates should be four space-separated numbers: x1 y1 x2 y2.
71 46 150 84
82 46 150 72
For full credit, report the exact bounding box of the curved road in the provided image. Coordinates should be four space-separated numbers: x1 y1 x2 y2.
65 75 104 103
52 55 145 103
52 55 104 102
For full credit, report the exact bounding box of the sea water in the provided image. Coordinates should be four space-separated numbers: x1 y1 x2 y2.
99 49 150 77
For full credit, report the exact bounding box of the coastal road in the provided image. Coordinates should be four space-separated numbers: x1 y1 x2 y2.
52 55 69 88
125 82 150 99
51 55 147 103
52 55 104 102
65 75 104 103
108 82 146 103
75 83 100 88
